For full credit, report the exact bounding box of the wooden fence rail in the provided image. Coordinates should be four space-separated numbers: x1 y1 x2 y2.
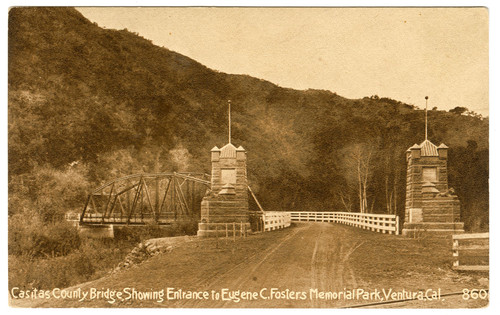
287 211 399 235
452 232 489 271
262 212 291 231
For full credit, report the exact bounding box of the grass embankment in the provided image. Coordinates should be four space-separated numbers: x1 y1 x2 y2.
8 220 199 291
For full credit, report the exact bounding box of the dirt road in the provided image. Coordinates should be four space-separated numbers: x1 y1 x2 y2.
10 222 488 308
174 222 363 308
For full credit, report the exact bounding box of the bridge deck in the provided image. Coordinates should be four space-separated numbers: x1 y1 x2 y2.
80 215 192 225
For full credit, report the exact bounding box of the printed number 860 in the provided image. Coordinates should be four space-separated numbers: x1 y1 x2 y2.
462 289 488 300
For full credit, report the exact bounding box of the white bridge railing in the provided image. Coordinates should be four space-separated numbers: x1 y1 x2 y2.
262 211 292 231
287 211 399 235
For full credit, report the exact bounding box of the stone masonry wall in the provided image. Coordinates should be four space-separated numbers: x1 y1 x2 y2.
422 196 461 223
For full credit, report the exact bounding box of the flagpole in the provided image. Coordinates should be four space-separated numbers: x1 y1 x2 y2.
425 96 428 140
228 100 231 144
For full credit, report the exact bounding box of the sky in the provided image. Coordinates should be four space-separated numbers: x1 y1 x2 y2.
75 7 489 116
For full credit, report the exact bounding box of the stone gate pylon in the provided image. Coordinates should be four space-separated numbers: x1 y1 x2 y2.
197 100 251 237
196 143 251 237
402 139 464 236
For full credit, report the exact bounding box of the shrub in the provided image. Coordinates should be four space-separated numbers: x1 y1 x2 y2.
8 218 81 258
9 238 135 291
8 215 198 290
9 251 95 290
40 222 81 257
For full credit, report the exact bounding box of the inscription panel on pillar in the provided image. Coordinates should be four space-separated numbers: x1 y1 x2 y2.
422 167 437 182
409 208 423 223
221 168 236 184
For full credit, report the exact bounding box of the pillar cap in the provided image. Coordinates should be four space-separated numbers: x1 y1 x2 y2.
437 143 449 149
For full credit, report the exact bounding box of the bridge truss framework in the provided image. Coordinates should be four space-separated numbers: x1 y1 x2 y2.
80 172 211 225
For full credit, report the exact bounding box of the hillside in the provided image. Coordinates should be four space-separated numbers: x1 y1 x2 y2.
8 7 488 230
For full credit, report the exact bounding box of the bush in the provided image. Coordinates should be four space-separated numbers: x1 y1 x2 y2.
9 251 95 290
78 238 133 278
9 237 136 291
8 216 198 291
8 218 81 258
41 222 81 257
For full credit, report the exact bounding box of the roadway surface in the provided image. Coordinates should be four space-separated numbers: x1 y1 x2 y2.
174 222 362 308
10 222 488 308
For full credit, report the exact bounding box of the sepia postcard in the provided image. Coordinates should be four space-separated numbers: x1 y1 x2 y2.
7 6 489 308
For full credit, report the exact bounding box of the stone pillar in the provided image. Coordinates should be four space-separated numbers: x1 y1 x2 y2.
197 143 251 237
402 140 464 237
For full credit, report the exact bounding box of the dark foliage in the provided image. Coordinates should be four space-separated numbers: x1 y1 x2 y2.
8 219 81 258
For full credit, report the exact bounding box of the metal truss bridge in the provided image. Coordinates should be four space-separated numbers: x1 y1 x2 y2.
79 172 211 225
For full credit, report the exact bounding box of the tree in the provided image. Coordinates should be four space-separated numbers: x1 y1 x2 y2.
337 190 353 212
449 106 468 115
340 143 375 213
